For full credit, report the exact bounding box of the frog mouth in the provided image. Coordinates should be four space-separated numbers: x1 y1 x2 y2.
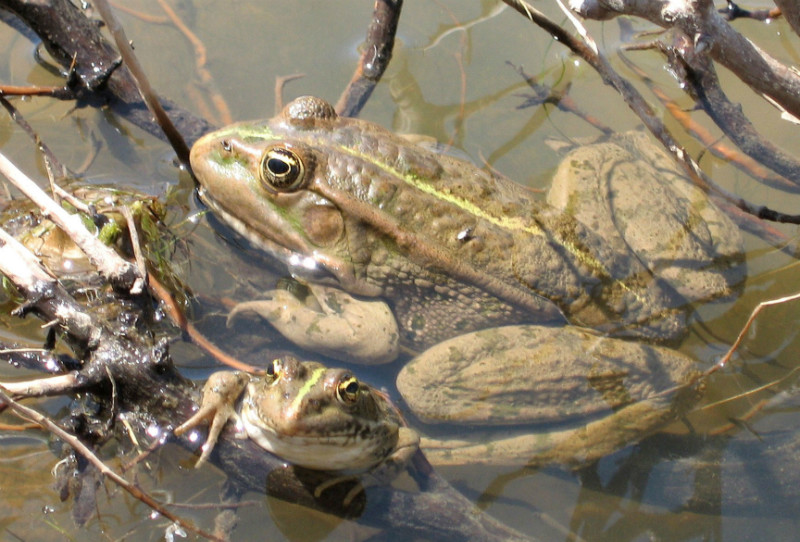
247 426 382 471
197 187 384 297
197 187 339 284
241 407 384 471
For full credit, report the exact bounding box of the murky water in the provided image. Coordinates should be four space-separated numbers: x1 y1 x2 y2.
0 1 799 540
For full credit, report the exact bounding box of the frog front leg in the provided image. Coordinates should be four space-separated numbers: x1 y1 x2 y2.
174 371 250 467
228 283 399 365
369 427 420 483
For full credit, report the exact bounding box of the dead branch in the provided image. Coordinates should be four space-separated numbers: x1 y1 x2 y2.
335 0 403 117
0 152 143 293
0 0 213 145
570 0 800 122
773 0 800 35
663 34 800 191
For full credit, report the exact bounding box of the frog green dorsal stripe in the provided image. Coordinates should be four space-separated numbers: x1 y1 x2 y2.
336 144 546 235
289 366 327 414
330 142 627 285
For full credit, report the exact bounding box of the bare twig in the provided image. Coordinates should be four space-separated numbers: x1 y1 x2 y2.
510 62 613 135
335 0 403 117
570 0 800 122
714 291 800 371
0 372 80 397
147 275 261 374
91 0 191 167
0 83 76 98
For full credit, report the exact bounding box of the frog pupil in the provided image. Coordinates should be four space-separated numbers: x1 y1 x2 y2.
267 157 290 175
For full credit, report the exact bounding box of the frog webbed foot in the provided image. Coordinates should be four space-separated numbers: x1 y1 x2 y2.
227 283 399 365
313 474 364 507
174 371 250 468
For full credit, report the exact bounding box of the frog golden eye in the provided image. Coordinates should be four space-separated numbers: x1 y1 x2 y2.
266 359 283 380
336 376 360 404
260 146 305 192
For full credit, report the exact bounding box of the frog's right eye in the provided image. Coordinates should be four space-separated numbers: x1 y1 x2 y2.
259 145 306 193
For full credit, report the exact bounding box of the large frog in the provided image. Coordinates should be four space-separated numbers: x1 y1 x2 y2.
189 96 742 366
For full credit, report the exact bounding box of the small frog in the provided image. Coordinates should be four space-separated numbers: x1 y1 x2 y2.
175 357 419 497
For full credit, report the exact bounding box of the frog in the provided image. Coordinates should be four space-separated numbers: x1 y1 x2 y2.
188 95 742 367
175 356 419 496
186 96 740 467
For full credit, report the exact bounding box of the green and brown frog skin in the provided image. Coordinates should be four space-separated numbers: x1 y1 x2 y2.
175 356 419 489
189 95 742 366
185 96 740 468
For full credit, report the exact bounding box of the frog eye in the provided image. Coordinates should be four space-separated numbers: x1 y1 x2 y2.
336 376 360 404
266 359 283 380
260 146 305 192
